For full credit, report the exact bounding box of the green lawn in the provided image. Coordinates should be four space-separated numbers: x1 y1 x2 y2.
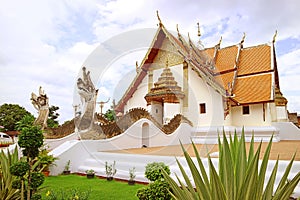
41 175 145 200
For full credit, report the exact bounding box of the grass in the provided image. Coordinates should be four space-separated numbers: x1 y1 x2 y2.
41 175 145 200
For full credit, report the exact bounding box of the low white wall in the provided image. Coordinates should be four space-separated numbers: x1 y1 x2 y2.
273 122 300 140
49 140 100 175
88 119 192 151
49 119 192 175
192 125 280 144
45 132 79 150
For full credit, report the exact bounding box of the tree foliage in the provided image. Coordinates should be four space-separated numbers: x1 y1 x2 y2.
47 105 60 128
15 115 35 131
18 126 44 158
0 104 32 131
104 109 116 122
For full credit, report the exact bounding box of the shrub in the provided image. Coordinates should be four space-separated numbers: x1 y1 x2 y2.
9 118 46 200
30 193 42 200
144 162 170 182
136 187 150 200
0 148 20 199
136 180 171 200
12 179 22 189
10 161 30 177
105 161 117 178
30 172 45 189
137 162 171 200
129 167 136 181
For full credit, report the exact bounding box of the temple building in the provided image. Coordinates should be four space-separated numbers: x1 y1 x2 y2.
113 15 299 143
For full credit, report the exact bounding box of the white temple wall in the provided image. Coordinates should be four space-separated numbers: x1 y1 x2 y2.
123 75 148 112
186 68 225 127
150 102 163 124
224 105 232 126
269 102 277 122
164 103 181 124
276 106 288 122
231 104 272 126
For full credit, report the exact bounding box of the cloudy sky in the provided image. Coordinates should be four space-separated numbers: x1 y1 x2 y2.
1 0 299 123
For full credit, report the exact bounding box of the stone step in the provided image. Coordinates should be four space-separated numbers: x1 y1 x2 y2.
76 151 300 197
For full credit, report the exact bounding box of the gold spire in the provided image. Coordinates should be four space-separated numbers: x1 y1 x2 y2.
145 65 185 105
273 30 278 43
156 10 162 26
197 22 201 37
217 36 222 47
240 32 246 45
135 61 139 73
176 24 180 36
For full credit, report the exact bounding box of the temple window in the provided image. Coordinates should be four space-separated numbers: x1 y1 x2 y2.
242 105 250 115
199 103 206 114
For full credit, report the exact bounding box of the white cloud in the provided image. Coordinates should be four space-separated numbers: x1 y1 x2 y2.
0 0 300 124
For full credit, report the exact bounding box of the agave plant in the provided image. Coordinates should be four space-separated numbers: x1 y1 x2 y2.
0 147 21 200
163 130 300 200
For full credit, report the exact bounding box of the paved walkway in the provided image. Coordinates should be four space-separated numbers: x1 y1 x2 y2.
107 140 300 161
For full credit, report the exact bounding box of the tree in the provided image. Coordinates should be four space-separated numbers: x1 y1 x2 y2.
10 123 45 200
104 109 116 122
0 103 32 131
47 105 60 128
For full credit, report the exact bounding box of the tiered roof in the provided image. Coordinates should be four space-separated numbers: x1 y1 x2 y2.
115 16 282 112
144 65 185 105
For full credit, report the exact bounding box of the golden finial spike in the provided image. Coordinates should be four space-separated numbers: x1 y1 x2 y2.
135 61 139 72
273 30 278 43
218 36 223 46
240 32 246 44
197 22 201 37
176 24 180 37
188 32 191 41
156 10 162 26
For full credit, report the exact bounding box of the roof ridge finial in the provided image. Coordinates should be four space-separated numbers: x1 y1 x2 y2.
136 61 139 73
197 22 201 37
240 32 246 44
217 36 222 47
156 10 162 26
176 24 180 37
273 30 278 43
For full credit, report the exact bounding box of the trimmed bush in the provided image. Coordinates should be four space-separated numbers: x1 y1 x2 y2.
137 162 171 200
144 162 170 181
10 161 30 177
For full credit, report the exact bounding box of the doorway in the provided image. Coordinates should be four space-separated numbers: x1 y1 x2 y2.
142 123 149 147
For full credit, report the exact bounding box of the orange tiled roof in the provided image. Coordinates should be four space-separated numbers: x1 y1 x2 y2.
204 47 215 58
215 71 235 91
238 45 271 76
233 73 272 104
214 45 238 73
116 23 276 112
